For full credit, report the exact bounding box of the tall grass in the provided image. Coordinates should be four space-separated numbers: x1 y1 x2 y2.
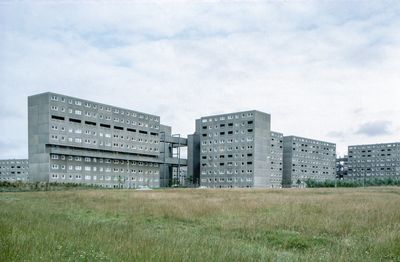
1 187 399 261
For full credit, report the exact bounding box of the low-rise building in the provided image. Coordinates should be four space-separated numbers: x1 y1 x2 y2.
0 159 29 182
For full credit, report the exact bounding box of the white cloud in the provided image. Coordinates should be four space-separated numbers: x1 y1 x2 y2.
0 1 400 158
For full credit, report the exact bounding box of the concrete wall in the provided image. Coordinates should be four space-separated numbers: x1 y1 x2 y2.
197 110 272 188
283 136 336 187
28 93 51 182
187 133 200 185
253 111 271 188
347 142 400 180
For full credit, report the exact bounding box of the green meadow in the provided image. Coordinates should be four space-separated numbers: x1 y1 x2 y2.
1 187 399 261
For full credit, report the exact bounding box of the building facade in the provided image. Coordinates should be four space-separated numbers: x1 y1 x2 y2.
347 142 400 181
336 155 348 179
0 159 29 182
283 136 336 187
28 92 186 188
269 131 283 188
196 110 271 188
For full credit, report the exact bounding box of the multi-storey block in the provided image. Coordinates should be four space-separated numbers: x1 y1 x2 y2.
28 92 186 188
196 110 271 188
269 131 283 188
283 136 336 187
347 142 400 181
0 159 29 182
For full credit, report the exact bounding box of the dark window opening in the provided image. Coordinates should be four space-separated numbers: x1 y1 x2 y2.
114 126 124 130
100 123 111 128
127 128 136 132
139 130 148 135
51 115 65 121
85 121 96 126
69 118 81 123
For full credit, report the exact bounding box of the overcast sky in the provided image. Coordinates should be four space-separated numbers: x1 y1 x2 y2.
1 1 399 159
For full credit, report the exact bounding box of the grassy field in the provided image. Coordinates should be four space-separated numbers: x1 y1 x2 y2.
1 187 399 261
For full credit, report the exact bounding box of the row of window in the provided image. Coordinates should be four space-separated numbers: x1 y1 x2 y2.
291 153 335 160
349 144 399 150
201 152 254 160
201 145 254 153
0 161 28 165
49 135 159 152
202 129 253 137
349 159 400 163
201 113 254 123
51 164 159 174
290 137 334 147
348 163 399 167
202 161 253 167
50 95 159 122
201 138 254 145
50 155 159 166
349 154 398 158
0 166 28 169
292 170 335 175
51 124 159 142
0 171 28 175
202 120 254 130
50 173 160 182
291 142 334 151
348 173 400 176
201 177 254 182
51 115 159 131
201 169 254 175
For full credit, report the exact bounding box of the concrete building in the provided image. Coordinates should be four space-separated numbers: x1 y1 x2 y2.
283 136 336 187
194 110 271 188
28 92 186 188
270 131 283 188
187 131 201 186
0 159 29 182
336 155 348 179
347 142 400 181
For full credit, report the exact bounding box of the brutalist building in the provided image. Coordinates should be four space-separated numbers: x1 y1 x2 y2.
0 159 29 182
282 136 336 187
28 92 186 188
269 131 283 188
191 110 271 188
347 142 400 180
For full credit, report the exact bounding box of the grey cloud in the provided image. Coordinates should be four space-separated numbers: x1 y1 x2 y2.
356 120 392 137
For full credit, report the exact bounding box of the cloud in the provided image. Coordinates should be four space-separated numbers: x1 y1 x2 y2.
0 1 400 159
355 120 393 137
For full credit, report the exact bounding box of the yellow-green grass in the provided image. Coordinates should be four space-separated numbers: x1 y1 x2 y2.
1 187 399 261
